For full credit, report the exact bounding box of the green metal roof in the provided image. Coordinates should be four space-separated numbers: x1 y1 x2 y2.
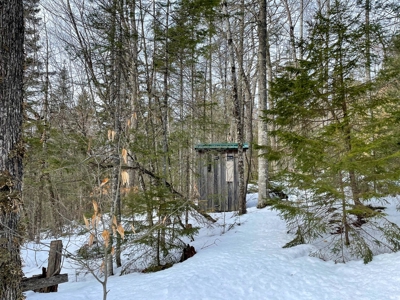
194 143 249 150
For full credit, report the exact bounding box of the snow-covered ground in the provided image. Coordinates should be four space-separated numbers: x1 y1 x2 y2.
22 193 400 300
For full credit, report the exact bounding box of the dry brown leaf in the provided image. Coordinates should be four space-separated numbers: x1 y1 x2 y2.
102 230 110 247
93 200 99 213
91 214 97 228
117 224 125 239
91 215 97 228
131 224 136 234
122 148 128 164
100 178 109 187
112 215 118 227
120 187 130 194
111 246 115 255
83 215 90 229
89 233 95 246
112 224 116 236
121 171 129 186
107 129 116 141
100 260 105 272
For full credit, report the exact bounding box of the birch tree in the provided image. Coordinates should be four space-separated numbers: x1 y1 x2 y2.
222 0 246 214
257 0 269 208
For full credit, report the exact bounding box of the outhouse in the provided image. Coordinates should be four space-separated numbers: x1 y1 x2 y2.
194 143 249 212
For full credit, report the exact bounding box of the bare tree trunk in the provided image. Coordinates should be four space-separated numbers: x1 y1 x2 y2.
138 0 156 232
109 0 122 272
159 0 171 261
339 171 350 246
365 0 371 84
0 0 25 298
364 0 376 192
237 0 255 195
222 0 246 215
126 0 139 187
299 0 305 60
282 0 298 63
338 39 360 206
43 173 63 235
35 24 51 241
257 0 269 208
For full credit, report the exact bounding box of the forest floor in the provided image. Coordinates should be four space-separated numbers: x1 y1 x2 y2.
22 193 400 300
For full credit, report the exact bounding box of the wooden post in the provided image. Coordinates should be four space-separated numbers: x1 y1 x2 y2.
40 240 63 293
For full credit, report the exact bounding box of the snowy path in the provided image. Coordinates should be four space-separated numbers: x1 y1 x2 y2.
24 206 400 300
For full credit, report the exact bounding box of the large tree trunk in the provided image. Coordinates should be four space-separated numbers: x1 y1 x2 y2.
0 0 25 299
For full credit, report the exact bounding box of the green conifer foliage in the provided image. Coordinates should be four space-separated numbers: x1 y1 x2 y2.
268 0 400 263
124 185 199 269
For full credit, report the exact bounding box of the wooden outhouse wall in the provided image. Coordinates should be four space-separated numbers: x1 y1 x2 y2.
197 150 239 212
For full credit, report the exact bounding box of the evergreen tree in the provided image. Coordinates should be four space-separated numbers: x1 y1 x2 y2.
24 0 42 102
22 0 45 240
268 0 400 263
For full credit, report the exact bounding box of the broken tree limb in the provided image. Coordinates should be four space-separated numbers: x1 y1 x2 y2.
90 153 216 223
188 202 216 223
91 152 184 198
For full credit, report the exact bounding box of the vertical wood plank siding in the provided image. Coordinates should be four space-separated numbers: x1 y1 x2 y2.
195 144 247 212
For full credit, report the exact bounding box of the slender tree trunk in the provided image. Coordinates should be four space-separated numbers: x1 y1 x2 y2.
300 0 304 60
237 0 255 195
257 0 269 208
209 20 213 142
339 171 350 246
35 25 51 241
364 0 376 192
222 0 246 214
44 173 63 235
282 0 298 63
138 0 153 231
123 0 139 265
365 0 371 83
159 0 171 260
338 30 360 206
108 0 122 274
0 0 25 298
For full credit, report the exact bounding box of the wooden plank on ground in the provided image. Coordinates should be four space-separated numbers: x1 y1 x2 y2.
22 274 68 292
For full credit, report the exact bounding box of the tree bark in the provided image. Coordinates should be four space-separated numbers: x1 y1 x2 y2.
257 0 269 208
222 0 246 214
282 0 298 63
0 0 25 299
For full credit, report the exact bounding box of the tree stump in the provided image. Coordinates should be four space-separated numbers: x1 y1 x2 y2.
180 244 196 262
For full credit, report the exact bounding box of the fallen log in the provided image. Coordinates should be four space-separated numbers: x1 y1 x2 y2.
22 274 68 292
